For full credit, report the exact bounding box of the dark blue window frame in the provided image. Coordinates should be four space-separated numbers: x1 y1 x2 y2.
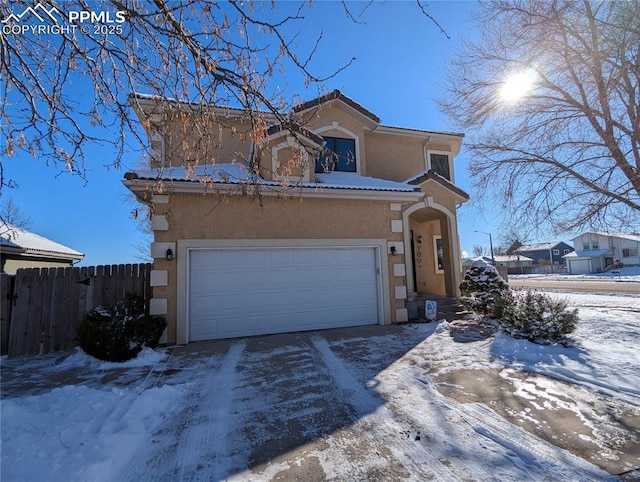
315 137 356 173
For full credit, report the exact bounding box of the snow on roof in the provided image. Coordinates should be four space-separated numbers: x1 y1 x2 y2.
462 256 493 264
1 224 84 259
517 241 569 252
314 172 417 192
564 249 613 258
131 163 252 184
577 232 640 243
127 163 419 193
493 255 534 262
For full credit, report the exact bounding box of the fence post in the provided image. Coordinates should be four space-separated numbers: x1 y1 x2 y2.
0 274 15 356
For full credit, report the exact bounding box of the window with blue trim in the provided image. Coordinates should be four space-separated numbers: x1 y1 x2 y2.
315 137 356 173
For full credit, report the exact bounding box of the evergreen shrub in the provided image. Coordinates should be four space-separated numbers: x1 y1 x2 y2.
78 293 166 362
496 289 578 343
459 260 509 315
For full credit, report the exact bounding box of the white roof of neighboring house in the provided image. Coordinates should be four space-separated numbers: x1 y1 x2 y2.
493 255 534 263
564 249 612 259
130 163 419 193
0 224 84 260
574 232 640 243
461 256 493 264
517 241 569 252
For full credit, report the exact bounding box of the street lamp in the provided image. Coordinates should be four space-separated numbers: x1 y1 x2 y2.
475 230 495 265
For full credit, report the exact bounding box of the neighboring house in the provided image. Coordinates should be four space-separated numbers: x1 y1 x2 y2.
123 90 469 344
461 256 493 271
0 224 84 274
493 255 534 274
515 242 574 268
461 255 519 278
564 232 640 274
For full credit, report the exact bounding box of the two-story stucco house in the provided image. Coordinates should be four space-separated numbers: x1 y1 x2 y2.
123 90 469 344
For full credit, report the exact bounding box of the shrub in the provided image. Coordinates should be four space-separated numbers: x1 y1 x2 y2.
78 293 166 362
497 290 578 343
459 260 509 315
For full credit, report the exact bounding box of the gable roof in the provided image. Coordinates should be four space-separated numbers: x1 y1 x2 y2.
1 224 84 260
293 89 381 125
405 169 469 201
264 122 325 146
564 249 612 258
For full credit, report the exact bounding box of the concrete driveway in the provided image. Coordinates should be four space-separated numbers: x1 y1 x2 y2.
2 322 638 481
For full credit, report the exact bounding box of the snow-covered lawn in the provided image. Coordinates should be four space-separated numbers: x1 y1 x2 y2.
1 292 639 481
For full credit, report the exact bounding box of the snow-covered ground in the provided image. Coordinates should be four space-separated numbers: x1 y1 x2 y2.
1 292 639 481
511 266 640 282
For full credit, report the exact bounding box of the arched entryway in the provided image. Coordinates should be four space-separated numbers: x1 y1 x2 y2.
402 198 461 299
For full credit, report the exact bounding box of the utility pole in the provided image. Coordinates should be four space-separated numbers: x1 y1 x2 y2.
475 230 495 265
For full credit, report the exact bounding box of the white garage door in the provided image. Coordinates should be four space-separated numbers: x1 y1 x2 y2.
189 247 380 341
569 259 591 275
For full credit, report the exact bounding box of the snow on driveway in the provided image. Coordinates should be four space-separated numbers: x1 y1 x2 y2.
1 292 638 481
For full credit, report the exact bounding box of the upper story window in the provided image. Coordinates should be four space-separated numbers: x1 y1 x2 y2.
315 137 356 173
564 249 571 254
582 242 589 250
553 249 560 255
429 153 451 181
592 240 599 249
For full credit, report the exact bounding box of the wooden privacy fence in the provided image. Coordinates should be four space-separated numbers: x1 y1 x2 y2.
2 263 152 357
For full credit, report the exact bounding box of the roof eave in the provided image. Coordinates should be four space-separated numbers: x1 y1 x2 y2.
123 178 423 202
408 171 469 203
0 245 84 261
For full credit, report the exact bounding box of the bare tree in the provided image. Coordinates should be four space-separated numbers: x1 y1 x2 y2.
0 196 32 228
472 244 485 257
1 0 445 191
440 0 640 234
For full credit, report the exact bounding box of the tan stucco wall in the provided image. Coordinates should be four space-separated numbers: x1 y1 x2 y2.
1 256 75 275
152 194 408 343
410 220 446 297
421 182 461 215
365 133 425 182
163 114 253 166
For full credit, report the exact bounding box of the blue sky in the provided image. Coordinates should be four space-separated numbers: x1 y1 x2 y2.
2 0 511 265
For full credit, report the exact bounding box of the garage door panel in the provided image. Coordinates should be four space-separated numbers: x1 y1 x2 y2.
189 246 380 341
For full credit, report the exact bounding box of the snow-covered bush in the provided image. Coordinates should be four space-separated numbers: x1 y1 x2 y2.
459 260 509 315
497 290 578 343
78 293 166 362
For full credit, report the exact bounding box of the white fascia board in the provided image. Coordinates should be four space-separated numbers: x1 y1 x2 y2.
122 179 424 202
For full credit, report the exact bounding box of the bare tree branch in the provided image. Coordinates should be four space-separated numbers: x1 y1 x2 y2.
440 0 640 234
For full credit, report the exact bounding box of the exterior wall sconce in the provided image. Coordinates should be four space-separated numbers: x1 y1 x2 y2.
390 246 397 256
166 248 174 261
417 235 423 244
